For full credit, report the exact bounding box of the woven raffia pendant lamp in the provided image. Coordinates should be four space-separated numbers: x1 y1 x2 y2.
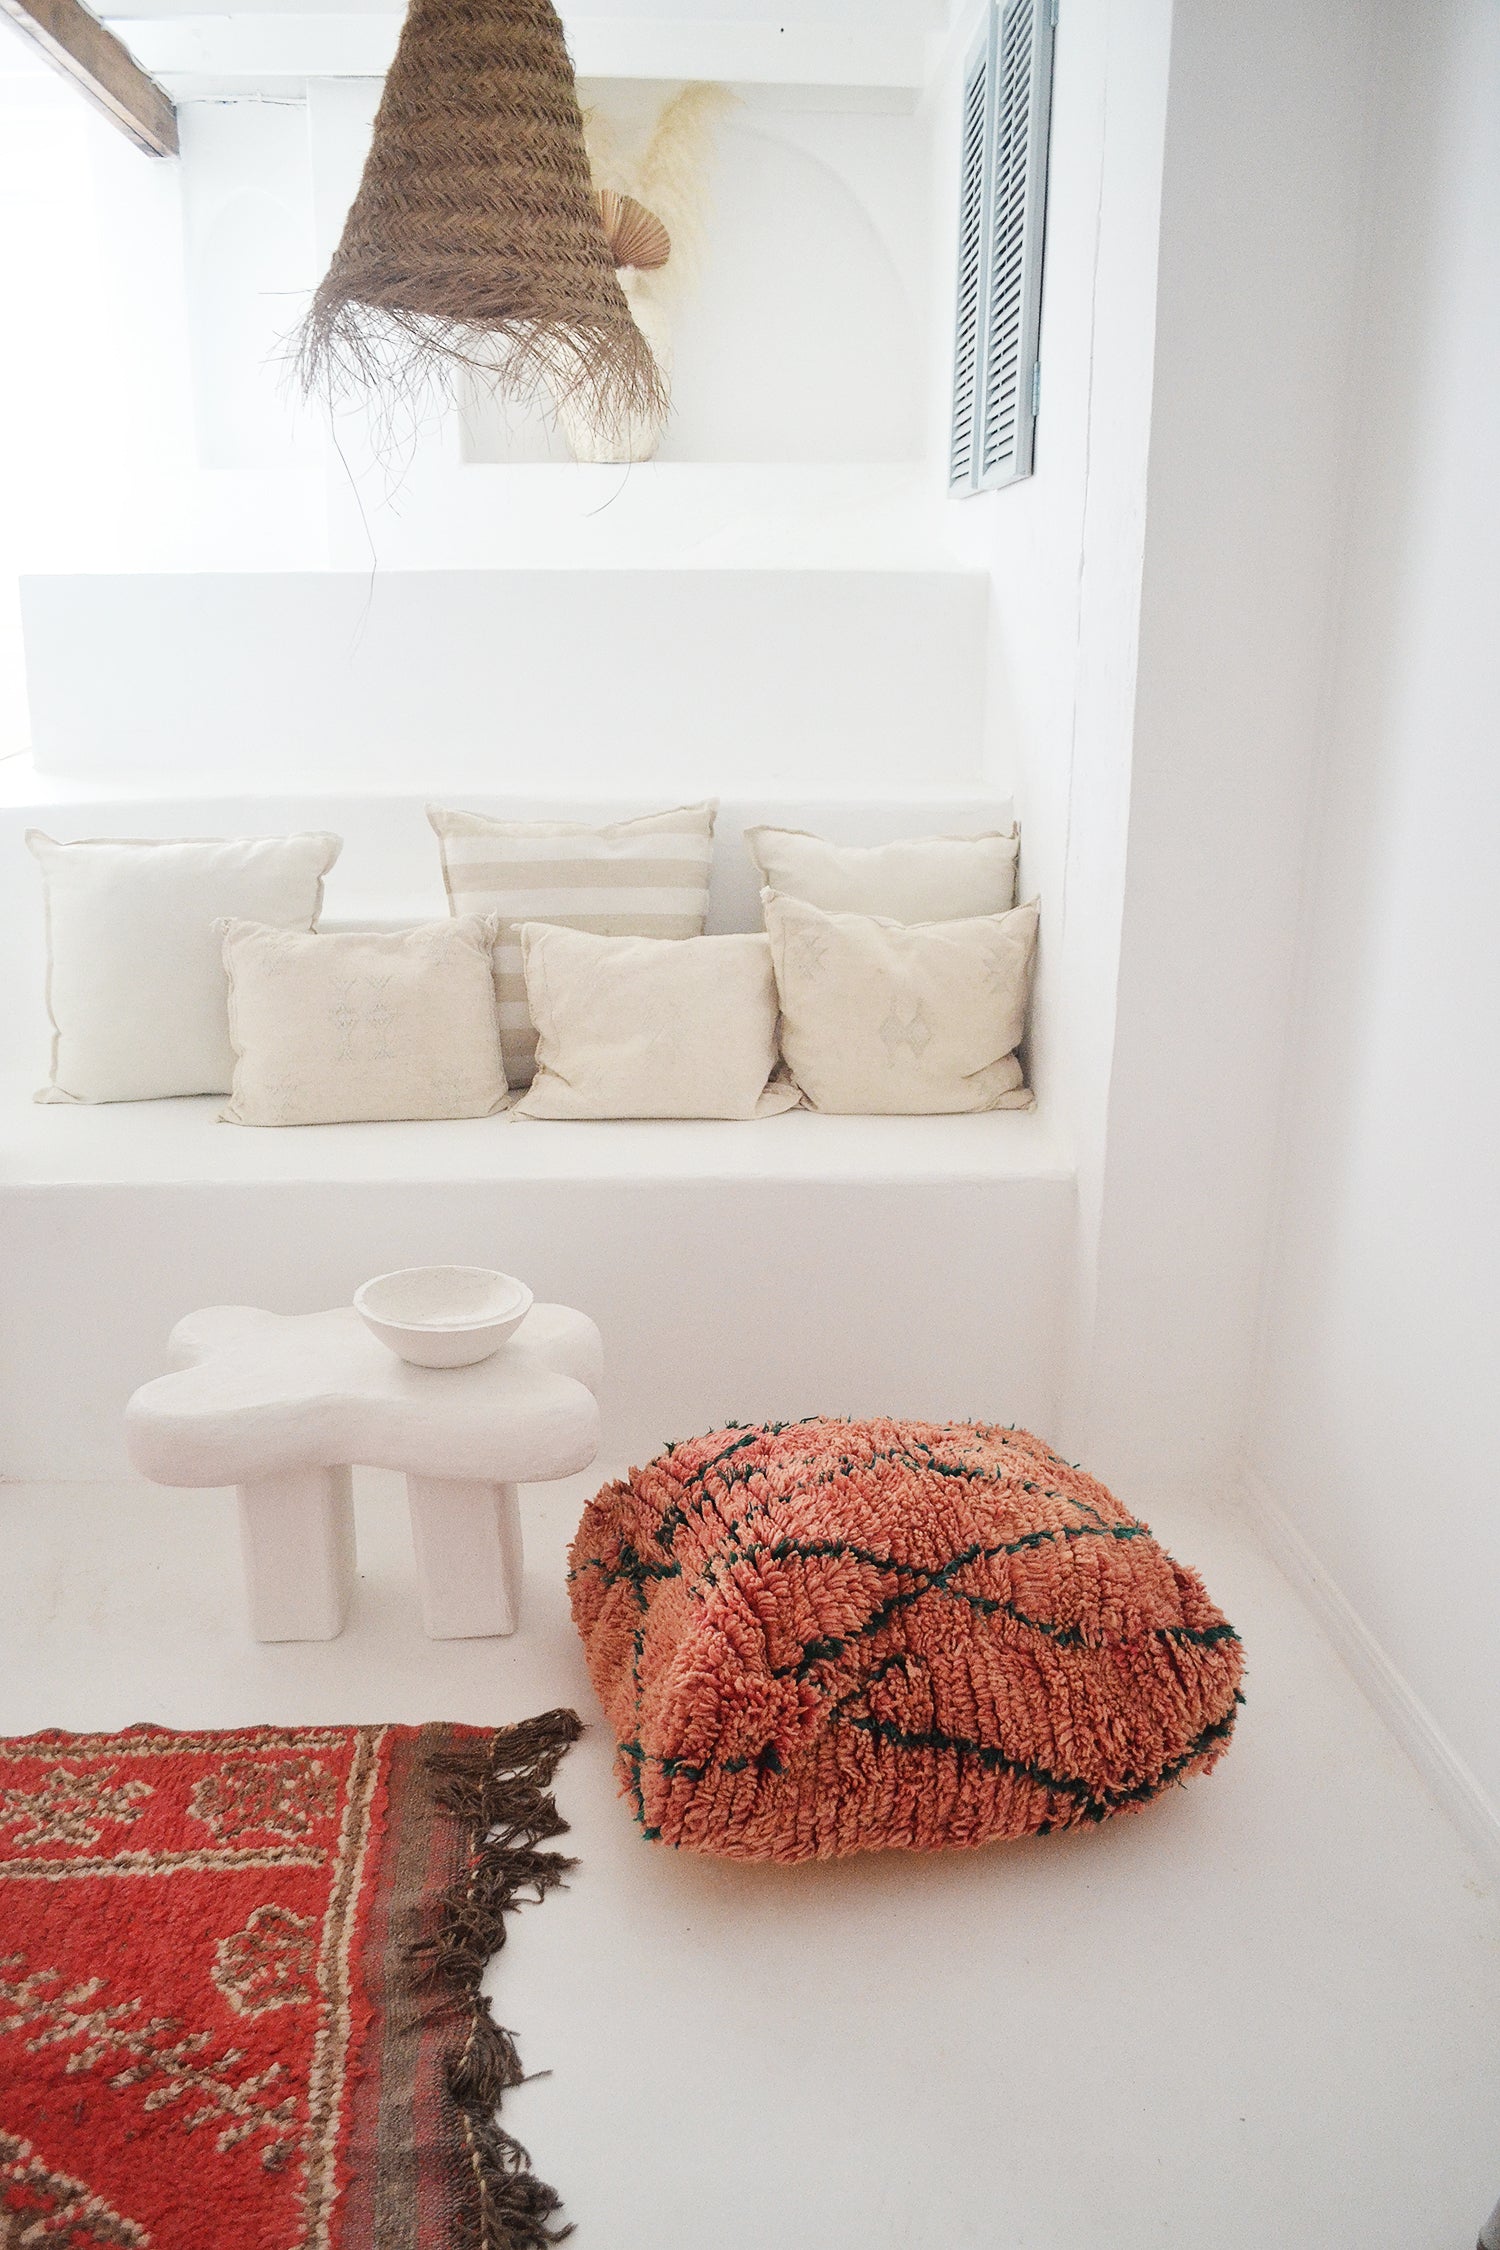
294 0 667 428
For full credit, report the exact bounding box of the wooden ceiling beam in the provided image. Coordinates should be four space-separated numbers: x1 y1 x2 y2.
0 0 177 156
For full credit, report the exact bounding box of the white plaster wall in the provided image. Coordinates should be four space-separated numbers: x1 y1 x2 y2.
0 39 196 752
179 99 316 472
1074 0 1378 1487
19 568 988 791
1248 0 1500 1807
922 0 1175 1464
921 0 1433 1515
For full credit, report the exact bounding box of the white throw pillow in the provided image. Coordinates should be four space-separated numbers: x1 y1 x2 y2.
745 824 1019 922
219 917 507 1127
765 889 1039 1115
28 830 341 1103
514 924 799 1121
428 801 716 1090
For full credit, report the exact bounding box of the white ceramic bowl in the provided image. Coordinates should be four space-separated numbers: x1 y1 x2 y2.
353 1266 533 1368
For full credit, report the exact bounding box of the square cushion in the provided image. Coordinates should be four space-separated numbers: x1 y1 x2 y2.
428 802 716 1089
27 830 341 1102
570 1419 1244 1862
219 917 507 1126
764 889 1038 1114
514 924 799 1121
745 824 1019 921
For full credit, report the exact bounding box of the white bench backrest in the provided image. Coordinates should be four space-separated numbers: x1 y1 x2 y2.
0 791 1016 1079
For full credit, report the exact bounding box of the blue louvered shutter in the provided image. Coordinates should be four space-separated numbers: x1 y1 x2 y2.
951 0 1056 495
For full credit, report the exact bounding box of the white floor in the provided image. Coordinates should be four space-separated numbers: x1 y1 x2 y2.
2 1468 1497 2250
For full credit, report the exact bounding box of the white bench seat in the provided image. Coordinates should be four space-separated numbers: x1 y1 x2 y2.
0 1079 1068 1187
0 1070 1075 1485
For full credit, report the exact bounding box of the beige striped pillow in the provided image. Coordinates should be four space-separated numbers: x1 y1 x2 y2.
427 802 717 1088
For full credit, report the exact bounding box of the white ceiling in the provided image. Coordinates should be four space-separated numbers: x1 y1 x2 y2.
102 1 956 104
102 0 945 21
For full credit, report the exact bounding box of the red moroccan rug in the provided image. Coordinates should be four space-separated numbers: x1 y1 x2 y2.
0 1711 581 2249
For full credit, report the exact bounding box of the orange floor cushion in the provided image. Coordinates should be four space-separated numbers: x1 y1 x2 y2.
569 1418 1244 1862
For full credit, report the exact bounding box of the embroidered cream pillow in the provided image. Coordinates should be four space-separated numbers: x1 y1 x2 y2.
745 824 1018 922
428 802 716 1090
514 924 798 1121
765 890 1039 1115
219 918 507 1126
27 830 341 1103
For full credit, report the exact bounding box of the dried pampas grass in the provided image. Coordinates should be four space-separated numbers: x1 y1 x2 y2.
632 82 735 305
561 81 734 463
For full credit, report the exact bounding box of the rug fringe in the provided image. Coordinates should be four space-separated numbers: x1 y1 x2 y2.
414 1707 583 2249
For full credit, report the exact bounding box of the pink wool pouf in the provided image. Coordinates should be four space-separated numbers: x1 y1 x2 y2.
569 1417 1245 1864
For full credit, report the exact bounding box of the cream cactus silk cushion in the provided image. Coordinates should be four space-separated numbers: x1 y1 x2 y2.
28 829 341 1103
765 890 1039 1115
428 801 716 1090
515 924 798 1121
219 917 507 1126
746 823 1019 921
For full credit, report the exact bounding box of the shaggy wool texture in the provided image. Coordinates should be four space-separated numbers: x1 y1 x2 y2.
0 1712 581 2248
569 1420 1243 1862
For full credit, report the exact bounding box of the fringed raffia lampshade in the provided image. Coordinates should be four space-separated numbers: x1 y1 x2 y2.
295 0 667 428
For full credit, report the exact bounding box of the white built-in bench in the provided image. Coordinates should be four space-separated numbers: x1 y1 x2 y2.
0 767 1075 1481
0 1076 1074 1481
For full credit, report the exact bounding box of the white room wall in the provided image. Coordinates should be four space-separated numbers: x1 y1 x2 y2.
1247 0 1500 1830
1073 0 1379 1487
19 568 989 792
0 37 195 753
922 0 1175 1459
920 0 1459 1527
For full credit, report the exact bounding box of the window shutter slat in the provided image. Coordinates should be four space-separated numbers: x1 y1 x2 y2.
947 21 995 490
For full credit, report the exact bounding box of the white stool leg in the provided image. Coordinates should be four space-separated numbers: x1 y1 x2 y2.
236 1465 355 1641
405 1477 523 1639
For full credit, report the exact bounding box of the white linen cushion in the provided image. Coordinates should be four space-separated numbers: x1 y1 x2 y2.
764 889 1039 1114
428 801 716 1090
745 823 1019 922
514 923 799 1121
27 830 341 1103
219 917 507 1127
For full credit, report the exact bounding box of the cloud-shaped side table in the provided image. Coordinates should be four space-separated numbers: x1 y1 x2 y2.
125 1302 602 1642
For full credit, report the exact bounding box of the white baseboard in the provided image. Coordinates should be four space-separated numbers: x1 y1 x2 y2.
1237 1462 1500 1885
